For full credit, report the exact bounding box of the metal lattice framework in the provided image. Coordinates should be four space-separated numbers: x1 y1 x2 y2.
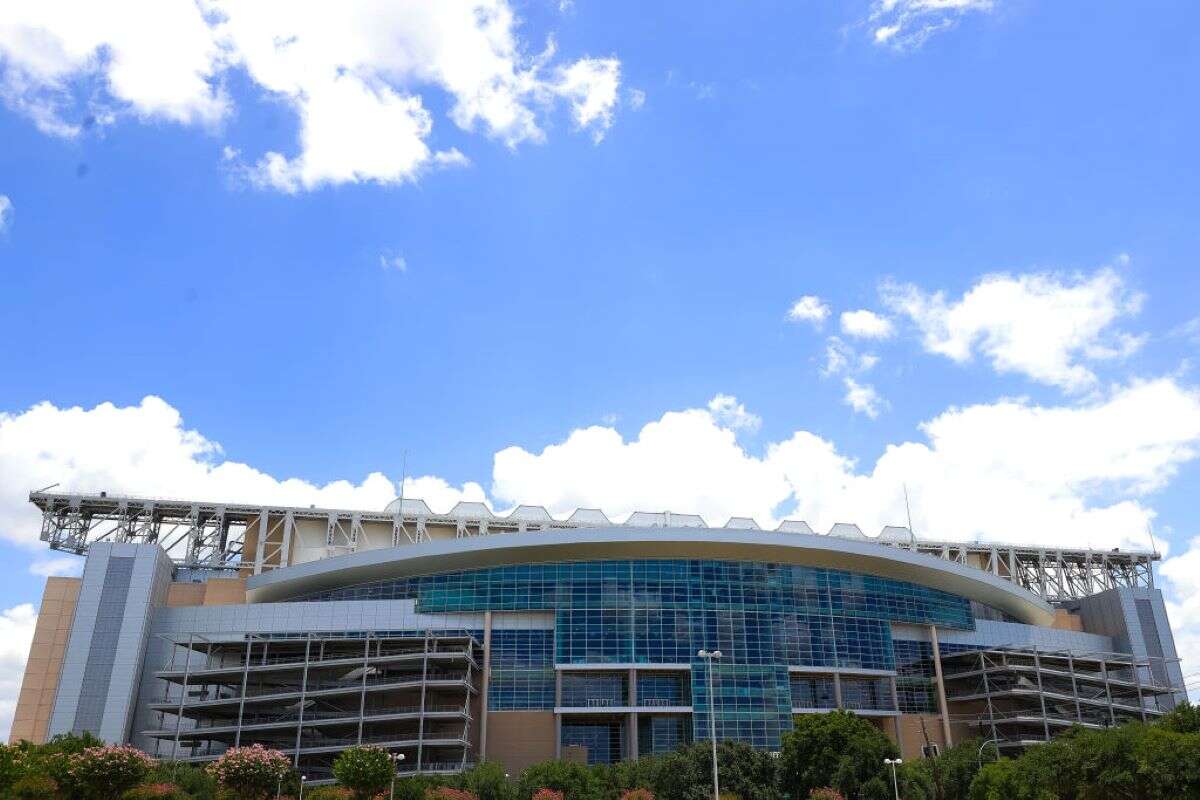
30 491 1156 601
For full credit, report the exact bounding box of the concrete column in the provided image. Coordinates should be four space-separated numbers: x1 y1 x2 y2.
628 668 638 759
479 612 492 760
929 625 954 747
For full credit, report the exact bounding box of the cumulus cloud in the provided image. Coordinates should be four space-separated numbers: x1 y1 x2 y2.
379 252 408 273
843 378 885 418
4 384 1200 693
882 267 1145 392
1160 542 1200 699
0 603 37 739
0 195 12 232
707 394 762 433
840 309 894 340
0 0 622 191
868 0 995 50
787 295 830 327
0 396 484 551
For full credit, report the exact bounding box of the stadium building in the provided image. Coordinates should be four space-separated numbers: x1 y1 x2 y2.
11 490 1188 780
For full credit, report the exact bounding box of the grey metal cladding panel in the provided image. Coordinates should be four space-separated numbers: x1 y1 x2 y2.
72 556 134 735
938 619 1113 652
150 598 485 637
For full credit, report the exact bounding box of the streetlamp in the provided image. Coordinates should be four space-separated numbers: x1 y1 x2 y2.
299 776 307 800
389 752 407 800
883 759 902 800
976 738 999 770
697 649 723 800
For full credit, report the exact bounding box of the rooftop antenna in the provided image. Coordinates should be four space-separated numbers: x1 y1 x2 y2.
1146 521 1160 557
903 483 916 544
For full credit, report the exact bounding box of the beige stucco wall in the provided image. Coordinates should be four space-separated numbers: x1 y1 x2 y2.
485 711 557 774
166 576 247 607
10 577 81 744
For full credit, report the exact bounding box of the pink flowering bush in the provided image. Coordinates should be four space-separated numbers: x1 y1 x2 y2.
121 782 190 800
66 745 154 800
530 790 562 800
206 744 292 800
620 789 654 800
807 790 845 800
332 746 396 800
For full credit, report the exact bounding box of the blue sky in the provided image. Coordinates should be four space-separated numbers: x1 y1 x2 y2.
1 0 1200 726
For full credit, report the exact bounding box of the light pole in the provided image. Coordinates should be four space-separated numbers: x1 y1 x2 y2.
389 752 406 800
299 776 307 800
883 759 902 800
697 649 722 800
976 738 999 770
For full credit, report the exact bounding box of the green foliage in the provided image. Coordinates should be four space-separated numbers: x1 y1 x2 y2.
778 711 898 800
1160 701 1200 734
303 787 352 800
424 788 478 800
517 761 602 800
147 762 219 800
389 774 447 800
650 742 778 800
9 774 59 800
455 762 515 800
122 783 192 800
331 747 396 800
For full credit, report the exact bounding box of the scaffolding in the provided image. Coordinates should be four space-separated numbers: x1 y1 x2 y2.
939 646 1179 750
142 631 482 781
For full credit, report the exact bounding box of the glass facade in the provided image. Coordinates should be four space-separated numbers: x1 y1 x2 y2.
488 629 555 711
296 559 975 750
638 673 688 705
561 672 627 707
892 639 976 714
638 715 691 756
562 720 625 764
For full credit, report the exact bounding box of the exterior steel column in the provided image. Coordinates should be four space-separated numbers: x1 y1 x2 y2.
833 673 843 709
357 636 370 745
1066 652 1082 723
234 638 253 747
293 636 312 767
417 631 430 770
1031 647 1050 742
554 670 563 759
1100 658 1117 726
1130 655 1148 722
979 651 998 747
889 677 902 753
172 634 194 759
479 612 492 760
628 668 638 760
928 626 954 747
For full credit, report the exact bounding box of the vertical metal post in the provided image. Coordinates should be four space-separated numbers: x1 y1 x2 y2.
980 652 999 747
1066 652 1082 723
1100 658 1116 726
357 636 370 744
294 635 312 767
235 638 253 746
1031 647 1050 742
417 631 429 770
1130 655 1148 722
173 635 193 759
698 650 722 800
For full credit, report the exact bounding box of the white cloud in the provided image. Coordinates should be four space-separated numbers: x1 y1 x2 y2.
29 556 82 577
1160 540 1200 699
868 0 995 50
823 336 878 377
0 0 622 191
627 88 646 110
787 295 830 327
4 384 1200 687
843 377 885 418
882 267 1145 392
840 309 894 340
0 603 37 739
0 396 485 551
0 195 12 232
707 394 762 433
380 252 408 272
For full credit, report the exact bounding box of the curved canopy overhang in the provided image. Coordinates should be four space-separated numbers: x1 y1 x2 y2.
245 527 1055 626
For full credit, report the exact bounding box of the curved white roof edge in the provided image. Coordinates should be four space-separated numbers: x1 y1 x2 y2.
385 496 914 540
246 527 1055 626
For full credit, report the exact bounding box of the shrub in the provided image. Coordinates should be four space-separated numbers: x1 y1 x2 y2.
530 791 562 800
333 747 397 800
122 783 190 800
305 787 353 800
206 744 292 800
9 774 59 800
425 788 478 800
807 790 844 800
620 790 654 800
66 745 155 800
